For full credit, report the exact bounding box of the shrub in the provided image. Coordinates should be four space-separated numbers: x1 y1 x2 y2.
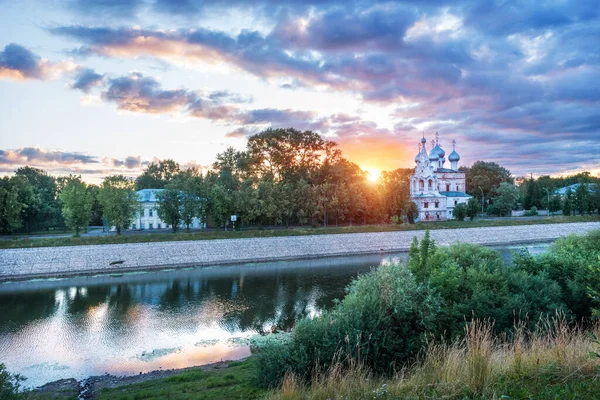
255 263 440 387
0 364 25 400
524 206 538 216
453 203 467 221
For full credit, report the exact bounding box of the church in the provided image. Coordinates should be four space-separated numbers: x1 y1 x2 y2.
410 133 471 221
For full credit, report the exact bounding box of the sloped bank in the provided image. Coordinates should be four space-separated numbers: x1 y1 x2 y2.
1 221 599 282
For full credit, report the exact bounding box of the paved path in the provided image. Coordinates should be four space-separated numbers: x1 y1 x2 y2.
1 222 598 281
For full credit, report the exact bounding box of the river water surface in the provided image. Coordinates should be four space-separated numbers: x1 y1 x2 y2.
0 242 550 387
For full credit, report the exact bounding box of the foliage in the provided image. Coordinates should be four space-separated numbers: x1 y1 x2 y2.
453 203 467 221
562 187 574 216
135 159 181 190
0 177 26 234
549 194 562 215
574 183 592 215
524 205 538 216
488 182 519 216
466 197 479 220
462 161 514 205
156 189 182 232
405 201 418 224
0 363 26 400
255 263 440 387
58 176 93 236
14 166 62 232
98 175 139 234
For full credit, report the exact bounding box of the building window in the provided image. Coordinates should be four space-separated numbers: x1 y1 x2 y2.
446 184 450 191
428 180 432 189
424 202 429 208
149 223 153 229
455 200 458 205
435 201 439 208
132 224 136 229
419 180 424 191
141 223 145 229
140 209 145 217
149 209 153 217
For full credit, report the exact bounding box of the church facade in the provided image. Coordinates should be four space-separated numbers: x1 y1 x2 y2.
410 133 471 221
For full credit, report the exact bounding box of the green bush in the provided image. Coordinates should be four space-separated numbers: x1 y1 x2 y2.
524 206 538 216
0 364 25 400
255 263 440 387
453 203 467 221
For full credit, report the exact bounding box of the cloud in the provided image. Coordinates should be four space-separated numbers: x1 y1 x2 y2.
70 67 104 92
0 43 52 80
0 147 98 165
105 155 146 169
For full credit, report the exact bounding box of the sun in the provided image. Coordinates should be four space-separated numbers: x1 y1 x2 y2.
364 168 381 183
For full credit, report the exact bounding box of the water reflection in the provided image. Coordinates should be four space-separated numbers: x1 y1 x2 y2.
0 243 549 387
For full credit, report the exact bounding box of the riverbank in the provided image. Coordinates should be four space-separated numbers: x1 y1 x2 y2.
1 215 597 249
30 358 264 400
1 221 599 281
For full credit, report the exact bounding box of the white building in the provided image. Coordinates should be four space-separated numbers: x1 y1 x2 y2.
410 133 471 221
130 189 204 230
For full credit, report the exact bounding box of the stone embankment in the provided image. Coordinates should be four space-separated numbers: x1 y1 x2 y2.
1 222 598 281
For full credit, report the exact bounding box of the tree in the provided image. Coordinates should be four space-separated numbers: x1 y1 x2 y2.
549 194 562 215
466 197 480 220
135 159 181 189
15 166 62 232
574 184 591 215
488 182 520 216
523 177 543 210
156 189 182 232
58 176 93 236
406 201 419 224
0 177 25 234
98 175 139 235
209 184 231 230
0 363 26 400
463 161 513 206
170 170 206 231
562 187 573 216
454 203 467 221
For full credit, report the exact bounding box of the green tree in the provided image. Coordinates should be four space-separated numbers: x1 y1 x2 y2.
523 177 543 210
58 176 93 236
466 197 480 220
0 177 25 234
210 184 231 230
453 202 467 221
488 182 520 216
463 161 513 206
156 189 182 232
549 194 562 215
135 159 181 189
574 184 591 215
15 166 62 232
98 175 139 235
562 187 574 216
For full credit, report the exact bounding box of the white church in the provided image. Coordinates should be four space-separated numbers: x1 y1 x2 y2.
410 133 471 221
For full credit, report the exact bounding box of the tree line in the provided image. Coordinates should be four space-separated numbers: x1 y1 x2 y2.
1 128 598 235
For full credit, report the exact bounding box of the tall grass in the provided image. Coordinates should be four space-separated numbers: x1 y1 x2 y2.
267 316 600 399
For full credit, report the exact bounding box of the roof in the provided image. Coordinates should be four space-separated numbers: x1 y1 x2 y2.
439 191 472 198
136 188 165 202
435 168 460 173
554 183 597 196
412 193 447 198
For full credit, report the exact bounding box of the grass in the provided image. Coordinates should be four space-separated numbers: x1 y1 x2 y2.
1 215 598 249
267 316 600 399
95 359 266 400
24 317 600 399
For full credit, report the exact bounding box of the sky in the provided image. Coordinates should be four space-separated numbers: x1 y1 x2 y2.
0 0 599 182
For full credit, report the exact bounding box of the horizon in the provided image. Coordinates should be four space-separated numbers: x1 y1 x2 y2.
1 1 599 182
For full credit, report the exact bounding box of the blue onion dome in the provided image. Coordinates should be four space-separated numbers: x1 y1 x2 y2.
433 143 445 158
429 148 439 161
449 149 460 162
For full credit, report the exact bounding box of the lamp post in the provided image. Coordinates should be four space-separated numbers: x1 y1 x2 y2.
478 186 484 217
544 188 550 216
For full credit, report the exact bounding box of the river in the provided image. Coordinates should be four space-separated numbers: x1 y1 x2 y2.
0 242 550 387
